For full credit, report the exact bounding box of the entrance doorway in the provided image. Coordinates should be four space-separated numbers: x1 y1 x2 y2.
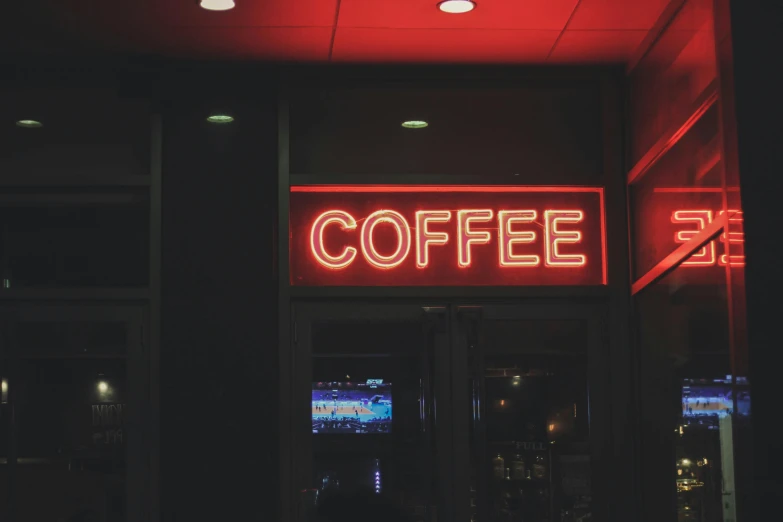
287 302 608 522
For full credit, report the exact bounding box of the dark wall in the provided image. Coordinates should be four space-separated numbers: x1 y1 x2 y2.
161 87 278 521
730 0 783 517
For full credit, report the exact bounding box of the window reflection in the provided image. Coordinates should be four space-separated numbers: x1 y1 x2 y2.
636 263 746 522
15 359 127 522
470 319 592 522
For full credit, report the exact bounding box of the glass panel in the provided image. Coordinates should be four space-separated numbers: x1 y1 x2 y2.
307 320 440 522
0 87 150 179
15 359 127 522
635 261 744 522
0 205 149 288
15 322 127 358
629 103 723 280
470 319 591 522
290 86 603 183
628 0 717 165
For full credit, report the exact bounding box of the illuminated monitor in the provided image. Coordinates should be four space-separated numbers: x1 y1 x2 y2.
312 379 392 434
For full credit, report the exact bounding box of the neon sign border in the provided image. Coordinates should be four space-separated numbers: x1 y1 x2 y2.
290 185 608 286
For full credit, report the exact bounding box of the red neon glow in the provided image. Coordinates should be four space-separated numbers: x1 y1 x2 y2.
457 209 494 268
544 210 586 267
672 210 716 266
290 186 607 287
415 210 452 269
498 210 540 267
310 210 358 269
360 210 412 269
718 210 746 267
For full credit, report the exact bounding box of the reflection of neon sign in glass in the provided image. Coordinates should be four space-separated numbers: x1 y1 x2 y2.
671 210 745 266
309 208 588 270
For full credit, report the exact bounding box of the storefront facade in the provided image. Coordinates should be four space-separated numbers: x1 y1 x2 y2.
1 1 780 521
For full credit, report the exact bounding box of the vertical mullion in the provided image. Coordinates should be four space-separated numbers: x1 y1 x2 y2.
450 307 471 522
148 110 163 522
277 77 294 522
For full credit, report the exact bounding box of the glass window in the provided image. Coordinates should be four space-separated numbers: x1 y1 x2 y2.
0 87 151 179
0 204 150 288
290 85 604 183
628 0 717 166
628 103 724 279
468 318 594 522
8 317 130 522
635 262 746 522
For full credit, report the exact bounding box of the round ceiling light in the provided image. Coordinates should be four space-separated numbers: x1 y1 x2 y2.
200 0 235 11
16 119 43 128
206 114 234 123
438 0 476 14
401 120 428 129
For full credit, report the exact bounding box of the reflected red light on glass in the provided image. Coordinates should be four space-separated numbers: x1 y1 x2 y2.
498 210 539 267
718 210 746 267
415 210 452 269
672 210 716 266
670 209 745 267
290 186 606 287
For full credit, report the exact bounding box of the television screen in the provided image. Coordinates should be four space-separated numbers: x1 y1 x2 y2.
312 379 392 434
681 376 751 430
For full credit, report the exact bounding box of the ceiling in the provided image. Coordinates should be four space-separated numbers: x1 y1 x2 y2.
6 0 675 64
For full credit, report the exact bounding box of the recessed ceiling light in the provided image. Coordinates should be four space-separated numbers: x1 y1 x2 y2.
16 119 43 128
200 0 235 11
401 120 428 129
206 114 234 124
438 0 476 14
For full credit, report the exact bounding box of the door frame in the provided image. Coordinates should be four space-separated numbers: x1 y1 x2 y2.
285 300 611 522
0 303 150 522
452 301 610 522
288 302 452 522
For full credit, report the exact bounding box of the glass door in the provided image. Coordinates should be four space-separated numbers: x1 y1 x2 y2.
291 303 451 522
456 304 608 522
0 304 148 522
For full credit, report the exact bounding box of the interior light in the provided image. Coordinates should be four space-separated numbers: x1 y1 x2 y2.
206 114 234 124
438 0 476 14
97 381 109 393
16 119 42 128
200 0 235 11
401 120 428 129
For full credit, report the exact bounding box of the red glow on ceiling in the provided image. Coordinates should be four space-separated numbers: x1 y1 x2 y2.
25 0 674 64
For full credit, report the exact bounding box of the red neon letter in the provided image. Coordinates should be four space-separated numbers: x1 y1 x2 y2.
457 209 494 268
415 210 451 269
498 210 540 267
544 210 586 267
360 210 412 269
718 210 746 267
310 210 358 269
672 210 716 266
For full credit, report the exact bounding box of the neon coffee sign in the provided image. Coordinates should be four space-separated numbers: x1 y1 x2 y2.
289 186 607 286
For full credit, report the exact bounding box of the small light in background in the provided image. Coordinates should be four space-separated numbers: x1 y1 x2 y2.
200 0 235 11
1 378 8 403
438 0 476 14
98 381 109 394
16 119 43 128
512 376 521 386
206 113 234 124
401 120 428 129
